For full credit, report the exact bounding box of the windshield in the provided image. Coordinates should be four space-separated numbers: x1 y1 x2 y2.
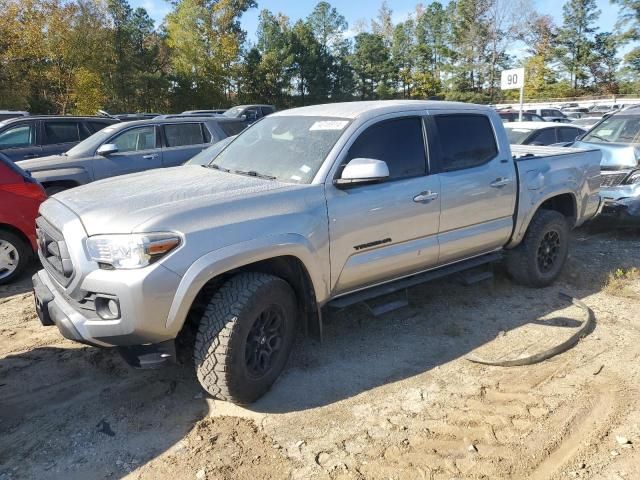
65 124 121 156
223 107 244 118
505 127 533 144
185 136 235 165
210 115 349 183
582 115 640 144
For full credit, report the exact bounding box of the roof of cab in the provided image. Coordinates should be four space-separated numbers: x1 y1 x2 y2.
503 121 585 130
273 100 493 120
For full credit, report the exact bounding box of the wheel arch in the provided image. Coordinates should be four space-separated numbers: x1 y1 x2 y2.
167 235 328 341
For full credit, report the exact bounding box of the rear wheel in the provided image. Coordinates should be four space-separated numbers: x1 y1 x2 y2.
0 231 31 285
194 272 297 405
506 210 569 287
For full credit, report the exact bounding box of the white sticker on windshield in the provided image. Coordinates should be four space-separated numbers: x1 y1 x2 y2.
290 175 302 181
310 120 348 131
299 165 311 173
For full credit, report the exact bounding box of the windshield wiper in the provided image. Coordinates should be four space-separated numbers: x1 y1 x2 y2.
586 134 610 143
204 164 230 172
233 169 276 180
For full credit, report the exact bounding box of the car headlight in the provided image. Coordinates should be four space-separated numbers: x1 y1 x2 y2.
86 233 181 269
625 170 640 185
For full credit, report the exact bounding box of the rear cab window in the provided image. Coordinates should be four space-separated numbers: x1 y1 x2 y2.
430 114 498 172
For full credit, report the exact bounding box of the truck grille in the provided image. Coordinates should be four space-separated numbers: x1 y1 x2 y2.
36 217 74 286
600 171 629 188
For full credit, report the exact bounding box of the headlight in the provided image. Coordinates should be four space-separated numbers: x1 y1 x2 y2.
86 233 181 269
624 170 640 185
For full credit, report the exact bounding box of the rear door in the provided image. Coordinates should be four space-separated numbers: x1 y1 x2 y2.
40 120 85 156
326 114 441 295
161 122 210 166
0 122 41 161
93 125 162 180
428 112 516 264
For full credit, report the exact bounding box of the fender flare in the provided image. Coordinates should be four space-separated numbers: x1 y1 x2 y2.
164 233 329 335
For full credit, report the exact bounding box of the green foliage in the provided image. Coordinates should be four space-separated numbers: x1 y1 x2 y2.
0 0 636 114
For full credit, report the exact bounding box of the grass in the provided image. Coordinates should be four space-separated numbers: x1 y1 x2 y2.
604 267 640 298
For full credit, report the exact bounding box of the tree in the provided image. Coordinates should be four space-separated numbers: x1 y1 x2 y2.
351 32 391 99
556 0 601 89
371 1 394 48
612 0 640 75
391 20 415 97
587 32 620 93
415 1 451 88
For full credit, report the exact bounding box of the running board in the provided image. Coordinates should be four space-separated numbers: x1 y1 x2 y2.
328 252 502 310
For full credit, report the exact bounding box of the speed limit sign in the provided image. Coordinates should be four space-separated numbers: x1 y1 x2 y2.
501 68 525 90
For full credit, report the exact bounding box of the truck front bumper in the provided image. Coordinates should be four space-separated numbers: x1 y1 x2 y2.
33 267 182 368
599 197 640 227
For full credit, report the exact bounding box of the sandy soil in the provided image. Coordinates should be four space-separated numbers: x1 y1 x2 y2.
0 227 639 480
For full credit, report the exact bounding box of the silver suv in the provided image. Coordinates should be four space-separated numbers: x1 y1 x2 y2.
32 101 601 404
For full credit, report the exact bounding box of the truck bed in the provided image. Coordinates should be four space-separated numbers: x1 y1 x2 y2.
511 144 600 160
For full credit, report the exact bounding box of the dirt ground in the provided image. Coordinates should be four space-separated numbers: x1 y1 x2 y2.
1 227 639 480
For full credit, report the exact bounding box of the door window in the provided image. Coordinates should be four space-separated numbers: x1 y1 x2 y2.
44 121 80 144
164 123 206 147
111 126 157 153
528 128 557 145
347 117 427 180
0 124 34 148
431 115 498 172
87 121 114 134
219 121 246 136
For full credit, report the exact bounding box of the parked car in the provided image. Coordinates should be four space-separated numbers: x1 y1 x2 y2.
223 104 276 124
0 152 47 284
182 109 226 116
589 104 617 114
525 108 568 123
0 110 29 121
32 100 602 404
17 116 245 194
498 110 546 123
567 106 640 226
0 116 118 162
564 112 585 120
504 122 586 146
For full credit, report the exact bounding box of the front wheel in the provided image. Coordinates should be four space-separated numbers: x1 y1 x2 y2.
506 210 569 288
194 272 297 405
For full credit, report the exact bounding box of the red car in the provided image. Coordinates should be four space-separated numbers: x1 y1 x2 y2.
0 153 47 284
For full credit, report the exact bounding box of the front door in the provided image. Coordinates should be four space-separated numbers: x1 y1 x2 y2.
326 115 441 296
93 125 163 180
428 113 516 264
0 122 42 161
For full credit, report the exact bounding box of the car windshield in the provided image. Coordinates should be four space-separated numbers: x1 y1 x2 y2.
223 107 244 118
505 127 533 144
581 115 640 144
210 116 349 183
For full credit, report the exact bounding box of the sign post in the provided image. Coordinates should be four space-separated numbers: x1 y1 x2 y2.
500 68 525 121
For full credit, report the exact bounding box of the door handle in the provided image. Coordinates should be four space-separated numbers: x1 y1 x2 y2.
413 191 439 203
490 177 513 188
142 154 158 160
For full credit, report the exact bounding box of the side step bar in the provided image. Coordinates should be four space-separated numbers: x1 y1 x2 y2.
328 252 502 310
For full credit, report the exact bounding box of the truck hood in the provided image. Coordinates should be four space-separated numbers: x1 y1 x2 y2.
573 140 640 169
50 165 292 235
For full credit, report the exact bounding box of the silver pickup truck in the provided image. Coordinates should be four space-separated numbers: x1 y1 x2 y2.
32 101 602 404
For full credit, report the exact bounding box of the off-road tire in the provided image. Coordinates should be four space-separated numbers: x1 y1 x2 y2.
0 230 31 285
506 210 569 288
194 272 297 404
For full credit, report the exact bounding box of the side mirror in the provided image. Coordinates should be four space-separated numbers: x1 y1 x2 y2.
335 158 389 187
97 144 118 156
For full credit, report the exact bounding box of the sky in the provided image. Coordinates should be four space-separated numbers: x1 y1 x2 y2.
131 0 621 56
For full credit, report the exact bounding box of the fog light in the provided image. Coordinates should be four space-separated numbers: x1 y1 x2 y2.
95 296 120 320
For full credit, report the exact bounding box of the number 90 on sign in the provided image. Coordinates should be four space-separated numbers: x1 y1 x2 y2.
500 68 525 90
